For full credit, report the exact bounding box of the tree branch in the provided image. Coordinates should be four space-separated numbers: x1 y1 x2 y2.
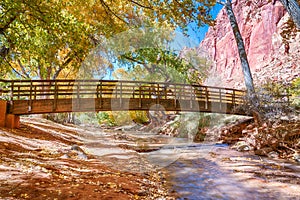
0 15 18 34
52 67 63 80
4 58 26 78
37 65 42 79
130 0 153 9
17 60 30 79
121 54 146 65
52 55 74 80
216 0 225 6
99 0 129 24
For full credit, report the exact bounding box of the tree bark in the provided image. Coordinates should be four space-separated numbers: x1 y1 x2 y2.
223 0 255 95
279 0 300 29
217 0 260 121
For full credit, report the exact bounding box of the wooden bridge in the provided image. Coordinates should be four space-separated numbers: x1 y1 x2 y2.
0 79 247 128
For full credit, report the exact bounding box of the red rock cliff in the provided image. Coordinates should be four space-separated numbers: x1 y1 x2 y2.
200 0 300 89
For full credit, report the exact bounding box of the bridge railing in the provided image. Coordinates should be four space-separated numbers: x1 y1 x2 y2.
0 79 246 107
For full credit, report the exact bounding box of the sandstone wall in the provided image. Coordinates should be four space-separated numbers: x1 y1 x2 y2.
200 0 300 89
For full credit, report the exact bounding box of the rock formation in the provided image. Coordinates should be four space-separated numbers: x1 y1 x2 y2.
200 0 300 89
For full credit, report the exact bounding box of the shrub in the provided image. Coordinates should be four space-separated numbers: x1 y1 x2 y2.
96 112 116 126
290 78 300 108
237 79 298 121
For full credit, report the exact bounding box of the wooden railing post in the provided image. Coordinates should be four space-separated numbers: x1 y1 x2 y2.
53 80 58 111
10 80 14 102
28 81 33 112
174 84 177 108
164 85 167 99
219 88 222 110
96 84 99 99
8 80 14 113
115 83 118 99
132 86 135 98
77 81 80 99
190 85 193 109
205 86 208 110
100 81 102 108
157 83 160 108
232 90 236 107
139 82 142 108
178 85 181 100
77 81 80 110
34 85 37 100
17 85 20 100
119 82 123 107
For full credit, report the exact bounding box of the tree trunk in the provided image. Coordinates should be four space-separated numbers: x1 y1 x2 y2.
221 0 261 123
279 0 300 29
224 0 255 95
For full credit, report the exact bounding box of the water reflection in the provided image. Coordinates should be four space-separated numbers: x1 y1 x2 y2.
164 146 300 200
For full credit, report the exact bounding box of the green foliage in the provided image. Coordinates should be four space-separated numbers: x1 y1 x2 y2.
239 79 299 119
259 80 287 98
96 111 149 126
290 78 300 107
129 111 149 124
0 0 94 79
119 48 193 82
75 113 99 125
1 0 216 80
109 111 131 126
291 78 300 96
174 113 208 138
258 79 299 109
109 26 210 84
96 112 116 126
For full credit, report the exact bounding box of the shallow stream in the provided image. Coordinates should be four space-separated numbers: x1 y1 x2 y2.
80 128 300 200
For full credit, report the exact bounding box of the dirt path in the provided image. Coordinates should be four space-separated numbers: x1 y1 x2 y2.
0 117 172 200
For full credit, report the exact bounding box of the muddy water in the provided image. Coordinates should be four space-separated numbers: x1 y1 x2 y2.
80 128 300 200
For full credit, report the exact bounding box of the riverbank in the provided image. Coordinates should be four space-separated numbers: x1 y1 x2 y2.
1 115 299 199
0 117 173 199
155 112 300 163
219 116 300 162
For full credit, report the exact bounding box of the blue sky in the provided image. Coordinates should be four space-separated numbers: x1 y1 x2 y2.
170 3 223 51
105 4 223 79
186 4 223 45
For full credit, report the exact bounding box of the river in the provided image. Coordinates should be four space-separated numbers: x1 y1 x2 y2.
80 127 300 200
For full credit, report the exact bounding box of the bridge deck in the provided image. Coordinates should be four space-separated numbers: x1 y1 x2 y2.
0 79 247 115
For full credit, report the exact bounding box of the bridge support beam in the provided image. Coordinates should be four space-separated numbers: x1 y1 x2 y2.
0 100 20 129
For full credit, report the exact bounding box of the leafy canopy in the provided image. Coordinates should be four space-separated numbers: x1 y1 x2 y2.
0 0 216 80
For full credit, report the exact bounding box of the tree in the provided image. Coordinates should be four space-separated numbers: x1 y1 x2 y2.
278 0 300 29
217 0 255 95
0 0 96 80
111 27 209 83
1 0 216 80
